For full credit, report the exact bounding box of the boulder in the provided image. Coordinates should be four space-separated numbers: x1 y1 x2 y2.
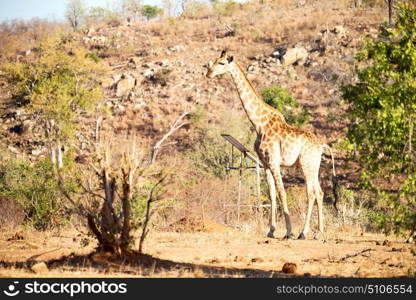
281 47 308 66
31 149 43 156
169 45 186 52
271 47 287 60
142 68 154 78
116 74 136 97
113 104 126 115
332 25 347 39
7 146 20 154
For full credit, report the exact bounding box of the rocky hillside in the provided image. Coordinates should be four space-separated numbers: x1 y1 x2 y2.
1 1 387 183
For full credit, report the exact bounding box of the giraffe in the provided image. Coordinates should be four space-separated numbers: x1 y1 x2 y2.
206 50 336 239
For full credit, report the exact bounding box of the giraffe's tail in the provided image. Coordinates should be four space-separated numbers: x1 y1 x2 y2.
323 144 336 177
323 144 339 213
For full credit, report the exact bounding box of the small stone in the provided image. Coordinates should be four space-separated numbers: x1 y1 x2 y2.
155 60 169 67
209 258 220 264
234 256 244 262
382 240 392 247
31 149 43 156
7 232 25 241
282 262 297 274
31 262 48 274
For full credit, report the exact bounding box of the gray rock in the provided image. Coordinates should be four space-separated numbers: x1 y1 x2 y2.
116 75 136 97
281 47 308 66
143 69 154 78
8 146 20 154
332 25 347 39
31 149 43 156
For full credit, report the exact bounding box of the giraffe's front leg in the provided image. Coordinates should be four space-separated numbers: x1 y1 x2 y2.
269 165 293 239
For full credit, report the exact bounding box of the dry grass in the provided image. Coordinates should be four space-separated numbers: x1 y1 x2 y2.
0 226 414 278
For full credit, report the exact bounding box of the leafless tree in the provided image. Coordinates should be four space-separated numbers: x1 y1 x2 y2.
121 0 142 22
162 0 179 17
65 0 86 30
78 109 189 255
180 0 189 17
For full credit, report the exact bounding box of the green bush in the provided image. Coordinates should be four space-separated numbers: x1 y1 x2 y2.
0 157 78 230
1 34 107 146
212 0 238 17
261 85 309 128
342 3 416 236
142 5 163 21
188 111 255 178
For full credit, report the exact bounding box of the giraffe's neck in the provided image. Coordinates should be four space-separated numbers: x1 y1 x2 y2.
228 62 284 134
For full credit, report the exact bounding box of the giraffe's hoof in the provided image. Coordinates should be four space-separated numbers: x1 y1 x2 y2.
267 226 276 238
283 233 295 239
298 233 306 240
314 232 325 241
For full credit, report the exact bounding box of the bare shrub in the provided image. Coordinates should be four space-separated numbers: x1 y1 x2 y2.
77 136 168 255
0 196 25 229
144 68 173 87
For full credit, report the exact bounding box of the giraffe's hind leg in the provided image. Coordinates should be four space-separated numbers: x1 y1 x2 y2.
298 180 316 239
298 150 324 240
313 183 326 240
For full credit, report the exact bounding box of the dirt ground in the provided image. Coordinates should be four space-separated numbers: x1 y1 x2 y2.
0 224 414 278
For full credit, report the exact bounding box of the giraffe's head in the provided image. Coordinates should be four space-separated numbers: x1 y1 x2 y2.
206 50 234 78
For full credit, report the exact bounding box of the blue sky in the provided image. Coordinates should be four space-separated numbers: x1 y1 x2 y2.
0 0 161 22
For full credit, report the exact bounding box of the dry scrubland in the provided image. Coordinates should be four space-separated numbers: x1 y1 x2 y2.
0 228 415 277
0 0 415 277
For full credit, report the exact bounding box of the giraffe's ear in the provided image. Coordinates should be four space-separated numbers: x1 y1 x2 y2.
220 50 226 57
227 56 234 63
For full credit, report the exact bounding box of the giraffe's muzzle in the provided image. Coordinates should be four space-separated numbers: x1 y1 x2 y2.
206 70 214 78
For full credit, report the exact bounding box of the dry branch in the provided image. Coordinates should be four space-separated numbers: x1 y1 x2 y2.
138 175 167 254
334 248 374 263
150 109 189 165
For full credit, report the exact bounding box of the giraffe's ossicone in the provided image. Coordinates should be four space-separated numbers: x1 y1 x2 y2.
206 50 336 240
